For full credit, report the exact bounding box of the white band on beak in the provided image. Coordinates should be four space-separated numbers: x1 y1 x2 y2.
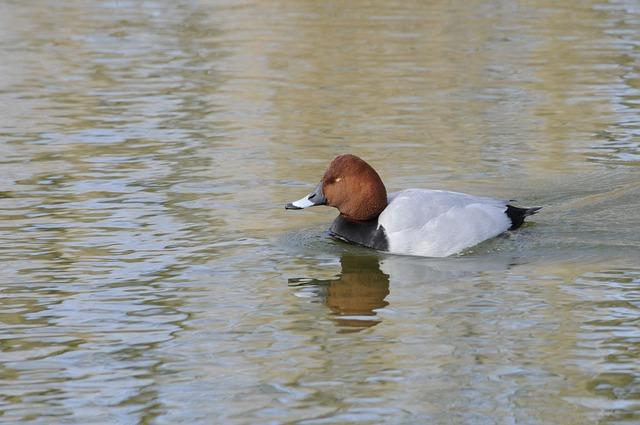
291 195 315 209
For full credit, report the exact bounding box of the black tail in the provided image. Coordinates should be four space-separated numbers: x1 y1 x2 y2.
506 205 541 230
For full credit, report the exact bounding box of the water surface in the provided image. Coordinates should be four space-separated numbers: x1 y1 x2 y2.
1 0 639 423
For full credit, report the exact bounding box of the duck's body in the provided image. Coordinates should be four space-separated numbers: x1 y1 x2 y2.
286 154 540 258
330 189 539 257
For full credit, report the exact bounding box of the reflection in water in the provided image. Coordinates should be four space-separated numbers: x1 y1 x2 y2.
289 255 389 331
560 267 640 421
1 0 639 423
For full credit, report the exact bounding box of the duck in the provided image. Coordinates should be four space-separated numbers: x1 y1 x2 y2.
285 154 540 257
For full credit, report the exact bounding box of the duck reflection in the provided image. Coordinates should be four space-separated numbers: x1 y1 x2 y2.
289 254 390 331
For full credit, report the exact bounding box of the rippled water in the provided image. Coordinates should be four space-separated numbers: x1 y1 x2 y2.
1 1 639 423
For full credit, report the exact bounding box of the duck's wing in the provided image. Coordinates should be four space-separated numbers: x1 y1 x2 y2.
378 189 512 257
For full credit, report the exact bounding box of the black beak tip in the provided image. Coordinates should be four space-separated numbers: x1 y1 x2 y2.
285 203 302 210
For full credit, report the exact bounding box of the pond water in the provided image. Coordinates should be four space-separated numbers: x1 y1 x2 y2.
1 1 639 423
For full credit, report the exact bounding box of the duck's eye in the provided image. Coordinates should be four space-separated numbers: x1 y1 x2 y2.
334 177 342 183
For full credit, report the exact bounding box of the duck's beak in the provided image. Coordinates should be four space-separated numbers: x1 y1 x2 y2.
285 182 326 210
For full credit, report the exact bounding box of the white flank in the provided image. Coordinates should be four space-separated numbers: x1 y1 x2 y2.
378 189 511 257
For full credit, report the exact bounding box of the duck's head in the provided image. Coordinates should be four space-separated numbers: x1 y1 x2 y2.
285 154 388 221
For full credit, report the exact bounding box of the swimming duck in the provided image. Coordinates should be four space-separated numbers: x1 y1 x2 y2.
285 154 540 257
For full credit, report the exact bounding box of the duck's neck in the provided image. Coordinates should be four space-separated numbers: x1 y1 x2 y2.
339 212 381 223
330 215 389 251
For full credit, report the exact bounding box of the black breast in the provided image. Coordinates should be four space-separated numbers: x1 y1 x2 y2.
329 215 389 251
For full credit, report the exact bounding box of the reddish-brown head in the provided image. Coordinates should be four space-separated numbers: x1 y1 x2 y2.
285 154 388 221
320 154 388 221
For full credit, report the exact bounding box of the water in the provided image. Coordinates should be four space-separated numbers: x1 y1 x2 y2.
1 0 639 423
